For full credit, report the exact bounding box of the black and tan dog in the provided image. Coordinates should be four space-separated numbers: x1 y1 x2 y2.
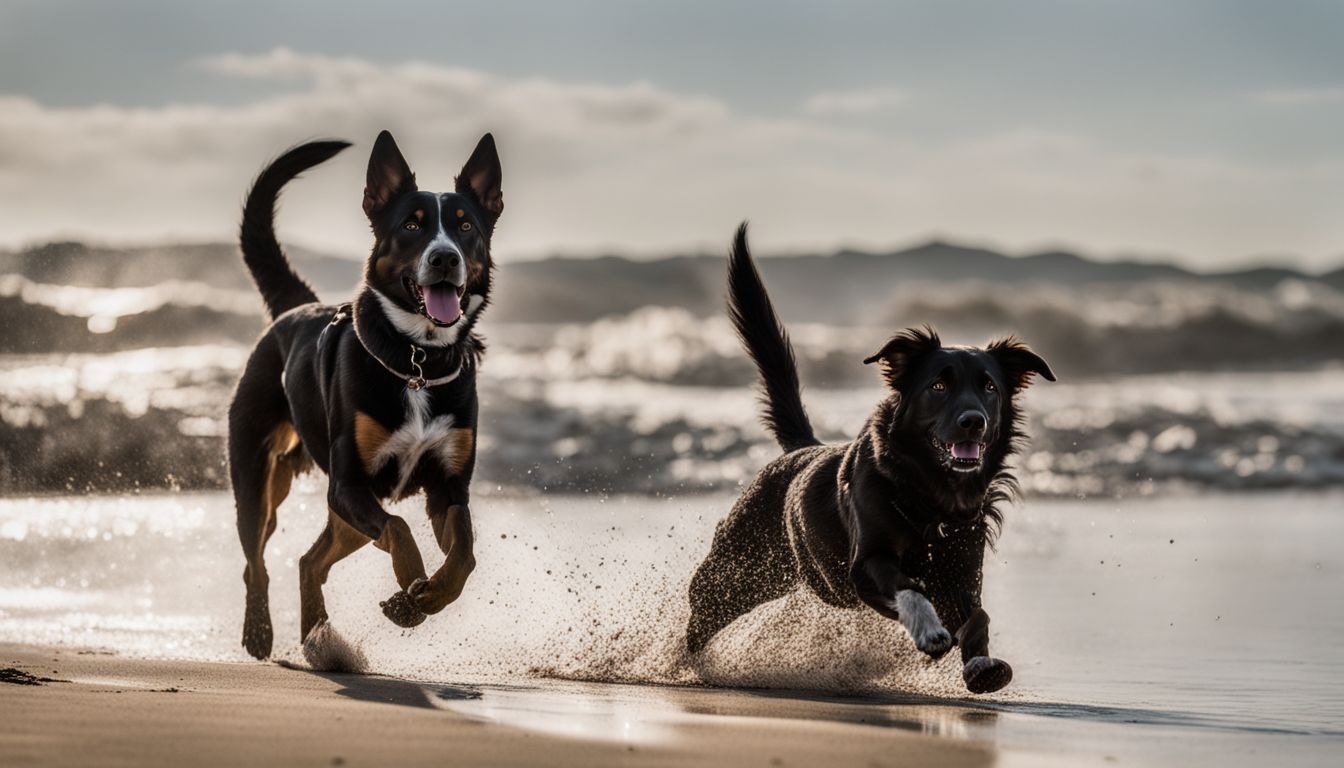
231 131 502 659
686 225 1055 694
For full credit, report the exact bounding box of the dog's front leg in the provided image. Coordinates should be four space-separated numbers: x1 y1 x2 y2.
927 529 1013 694
851 554 954 658
326 479 430 628
952 607 1012 693
411 487 476 615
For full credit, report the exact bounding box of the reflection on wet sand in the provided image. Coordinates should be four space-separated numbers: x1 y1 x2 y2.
296 670 1343 767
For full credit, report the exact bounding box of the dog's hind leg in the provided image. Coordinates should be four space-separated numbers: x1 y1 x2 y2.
230 342 297 660
233 420 301 660
298 510 372 642
686 492 798 654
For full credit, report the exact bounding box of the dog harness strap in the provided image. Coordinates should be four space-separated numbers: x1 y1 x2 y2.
893 500 981 542
329 303 465 389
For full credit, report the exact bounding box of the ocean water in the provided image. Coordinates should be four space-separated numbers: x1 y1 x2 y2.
4 338 1344 497
1 487 1340 745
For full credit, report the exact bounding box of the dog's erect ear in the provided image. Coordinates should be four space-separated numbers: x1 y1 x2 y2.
987 337 1057 390
456 133 503 218
863 326 942 390
363 130 417 218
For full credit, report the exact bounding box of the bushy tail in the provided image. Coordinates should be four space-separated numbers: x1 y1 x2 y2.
240 140 351 318
727 223 819 453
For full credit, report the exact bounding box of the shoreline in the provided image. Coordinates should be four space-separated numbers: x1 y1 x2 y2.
0 643 1030 768
4 643 1339 767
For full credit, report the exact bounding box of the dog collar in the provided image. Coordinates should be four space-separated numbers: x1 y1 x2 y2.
333 304 465 390
367 341 464 391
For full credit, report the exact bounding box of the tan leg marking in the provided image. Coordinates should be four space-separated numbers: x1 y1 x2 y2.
252 421 301 567
266 421 300 455
353 412 391 474
299 511 372 641
418 504 476 614
374 516 428 591
445 427 474 475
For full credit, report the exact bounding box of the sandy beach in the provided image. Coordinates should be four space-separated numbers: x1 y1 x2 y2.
6 640 1341 768
2 491 1343 766
3 643 1063 768
7 640 1333 768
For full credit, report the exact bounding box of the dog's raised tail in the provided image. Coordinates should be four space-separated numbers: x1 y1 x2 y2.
728 223 819 453
240 140 351 319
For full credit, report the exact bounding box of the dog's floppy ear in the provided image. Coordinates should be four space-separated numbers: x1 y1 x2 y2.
456 133 503 219
987 337 1056 390
363 130 417 218
863 326 941 390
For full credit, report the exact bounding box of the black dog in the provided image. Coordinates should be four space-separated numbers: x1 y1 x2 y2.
231 131 503 659
686 225 1054 694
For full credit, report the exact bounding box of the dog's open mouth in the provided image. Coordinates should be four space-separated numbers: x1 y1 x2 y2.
404 277 466 327
933 435 987 472
949 441 985 468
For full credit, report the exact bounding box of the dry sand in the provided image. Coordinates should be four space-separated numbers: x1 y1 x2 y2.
0 644 1099 768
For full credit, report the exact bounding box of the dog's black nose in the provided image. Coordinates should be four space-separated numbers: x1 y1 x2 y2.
426 251 462 269
958 411 987 434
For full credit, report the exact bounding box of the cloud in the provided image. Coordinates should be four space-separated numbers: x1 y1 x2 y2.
802 87 906 116
1250 87 1344 106
0 50 1341 268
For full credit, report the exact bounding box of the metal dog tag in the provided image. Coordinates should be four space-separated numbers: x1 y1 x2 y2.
407 344 428 390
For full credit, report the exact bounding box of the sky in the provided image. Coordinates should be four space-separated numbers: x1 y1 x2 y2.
2 0 1343 269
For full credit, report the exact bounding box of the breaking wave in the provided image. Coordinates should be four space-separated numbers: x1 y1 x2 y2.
2 336 1341 497
4 269 1343 496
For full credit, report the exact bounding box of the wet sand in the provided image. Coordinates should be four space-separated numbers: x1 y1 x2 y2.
8 643 1342 768
3 492 1344 765
0 643 1068 768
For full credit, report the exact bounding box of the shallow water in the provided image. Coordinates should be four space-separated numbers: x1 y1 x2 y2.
1 489 1341 761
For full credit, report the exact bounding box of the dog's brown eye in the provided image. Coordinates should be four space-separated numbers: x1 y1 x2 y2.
460 221 473 232
985 380 997 393
404 220 420 231
931 381 946 392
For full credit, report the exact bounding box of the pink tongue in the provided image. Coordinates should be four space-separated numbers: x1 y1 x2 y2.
423 284 462 324
951 442 982 460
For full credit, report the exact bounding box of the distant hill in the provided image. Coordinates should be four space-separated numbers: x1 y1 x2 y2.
0 241 363 301
493 241 1343 324
2 239 1339 324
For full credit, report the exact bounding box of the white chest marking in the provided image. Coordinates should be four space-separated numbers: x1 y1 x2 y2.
368 389 461 499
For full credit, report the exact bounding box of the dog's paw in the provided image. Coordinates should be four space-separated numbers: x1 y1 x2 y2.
379 589 427 628
963 656 1013 694
913 625 954 658
241 616 273 660
407 577 430 598
407 577 445 615
241 594 273 660
894 590 953 658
